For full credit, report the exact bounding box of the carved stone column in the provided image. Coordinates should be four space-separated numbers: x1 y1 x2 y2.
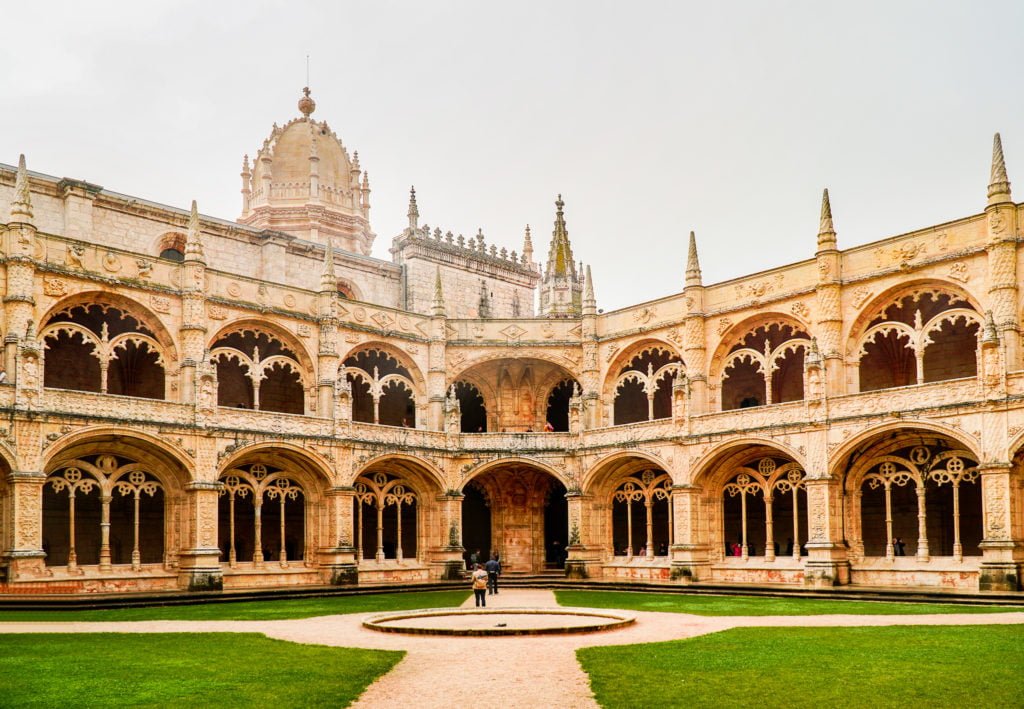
802 475 850 587
176 480 223 591
432 491 465 579
978 464 1022 591
319 486 358 585
565 490 597 578
3 471 47 582
669 485 709 582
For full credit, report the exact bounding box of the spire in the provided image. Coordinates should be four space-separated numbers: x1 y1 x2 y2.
320 238 335 291
685 231 702 287
817 188 837 251
988 132 1012 206
583 264 596 315
185 200 204 261
432 267 446 317
545 194 576 278
522 224 534 265
9 154 33 222
407 186 419 229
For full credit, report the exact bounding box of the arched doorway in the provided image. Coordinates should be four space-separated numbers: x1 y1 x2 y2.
463 464 567 574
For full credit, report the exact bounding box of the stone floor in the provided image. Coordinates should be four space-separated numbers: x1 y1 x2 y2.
1 590 1022 708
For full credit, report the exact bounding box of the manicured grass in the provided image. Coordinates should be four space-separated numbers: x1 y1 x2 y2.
578 625 1024 708
0 590 470 622
0 633 402 708
555 589 1019 615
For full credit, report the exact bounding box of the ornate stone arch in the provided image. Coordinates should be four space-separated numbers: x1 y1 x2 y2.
42 429 193 572
218 442 335 491
41 291 178 359
709 313 811 410
459 456 570 492
341 340 426 392
690 437 808 492
209 318 315 376
601 338 684 402
43 427 193 488
350 453 447 492
581 450 675 494
846 280 984 391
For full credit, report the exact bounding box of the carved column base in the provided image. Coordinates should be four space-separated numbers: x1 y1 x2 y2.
3 551 49 581
802 558 850 587
177 548 223 591
978 561 1021 591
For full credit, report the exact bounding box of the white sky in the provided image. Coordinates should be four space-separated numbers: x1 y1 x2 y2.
1 1 1020 311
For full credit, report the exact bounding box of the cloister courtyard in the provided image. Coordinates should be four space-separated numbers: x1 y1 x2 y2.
1 587 1021 707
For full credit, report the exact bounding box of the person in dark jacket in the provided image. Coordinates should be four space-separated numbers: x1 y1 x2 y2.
485 554 501 594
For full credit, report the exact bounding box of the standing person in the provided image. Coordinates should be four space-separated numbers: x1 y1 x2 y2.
468 548 480 570
485 554 501 595
471 563 488 607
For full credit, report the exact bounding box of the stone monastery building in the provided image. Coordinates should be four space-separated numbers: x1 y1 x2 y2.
0 88 1022 595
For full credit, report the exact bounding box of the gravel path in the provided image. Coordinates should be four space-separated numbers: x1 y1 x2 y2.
1 590 1021 708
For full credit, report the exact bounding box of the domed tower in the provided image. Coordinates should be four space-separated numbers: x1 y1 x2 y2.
239 87 375 255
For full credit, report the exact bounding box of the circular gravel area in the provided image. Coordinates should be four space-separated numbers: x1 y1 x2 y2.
362 607 635 636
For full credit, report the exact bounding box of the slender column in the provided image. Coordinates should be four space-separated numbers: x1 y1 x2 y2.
915 485 929 561
372 396 380 425
764 494 775 561
625 501 633 559
396 504 404 563
375 502 384 562
792 486 801 559
884 485 894 561
667 497 674 547
131 491 142 571
67 491 78 572
99 494 112 571
952 482 962 562
99 362 109 394
356 501 364 562
646 392 654 421
279 495 288 568
644 498 654 559
228 493 237 567
253 501 264 567
740 492 749 560
914 349 925 386
252 381 261 411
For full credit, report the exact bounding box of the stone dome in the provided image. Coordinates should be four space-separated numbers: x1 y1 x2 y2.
240 88 374 255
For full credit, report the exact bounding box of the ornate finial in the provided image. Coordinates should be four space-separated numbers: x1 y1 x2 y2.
10 154 33 222
988 132 1012 205
185 200 204 261
407 186 419 229
522 224 534 265
432 267 446 317
320 238 336 290
583 264 596 314
817 188 837 250
983 310 999 342
361 171 370 190
298 86 316 118
242 154 251 174
685 231 702 287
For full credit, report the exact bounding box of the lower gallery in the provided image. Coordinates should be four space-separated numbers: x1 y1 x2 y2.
0 91 1022 596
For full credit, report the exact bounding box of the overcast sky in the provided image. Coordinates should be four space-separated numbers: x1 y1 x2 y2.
1 1 1020 311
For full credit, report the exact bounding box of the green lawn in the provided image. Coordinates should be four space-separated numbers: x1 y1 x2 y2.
578 625 1024 708
0 590 469 622
0 633 402 708
555 589 1019 615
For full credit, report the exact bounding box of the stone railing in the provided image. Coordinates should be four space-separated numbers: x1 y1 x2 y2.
42 389 193 425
